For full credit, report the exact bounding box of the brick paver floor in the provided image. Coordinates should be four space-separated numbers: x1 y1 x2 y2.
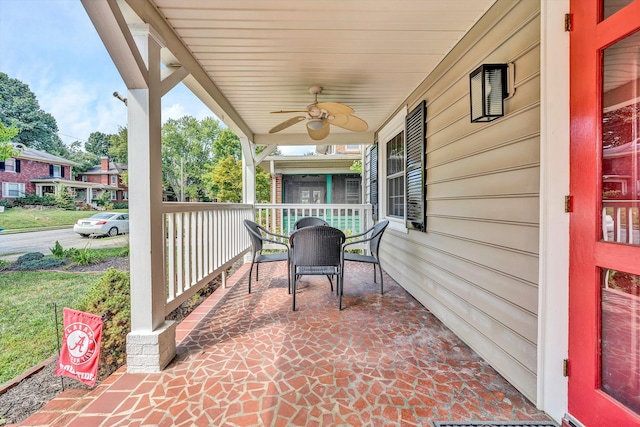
18 261 554 426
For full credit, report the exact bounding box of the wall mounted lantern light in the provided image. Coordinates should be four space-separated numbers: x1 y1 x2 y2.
469 63 511 122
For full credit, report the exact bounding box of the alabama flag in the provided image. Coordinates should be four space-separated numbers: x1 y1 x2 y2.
54 308 103 387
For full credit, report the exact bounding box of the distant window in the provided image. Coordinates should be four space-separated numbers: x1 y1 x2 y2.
110 191 117 200
111 175 117 184
4 158 15 172
52 165 61 178
122 191 128 200
345 145 360 152
82 176 87 182
345 178 360 204
2 182 25 198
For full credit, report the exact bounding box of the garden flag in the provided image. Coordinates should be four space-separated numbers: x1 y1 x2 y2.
54 308 103 387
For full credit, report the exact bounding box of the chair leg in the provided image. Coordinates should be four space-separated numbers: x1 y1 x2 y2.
339 272 343 310
378 263 384 294
326 275 333 292
287 261 291 294
248 261 255 294
292 265 297 311
373 264 377 283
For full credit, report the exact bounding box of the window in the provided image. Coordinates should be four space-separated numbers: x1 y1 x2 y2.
4 158 16 172
345 178 360 204
110 191 117 200
386 132 405 218
2 182 25 198
122 191 128 200
50 165 62 178
345 144 360 152
111 175 117 184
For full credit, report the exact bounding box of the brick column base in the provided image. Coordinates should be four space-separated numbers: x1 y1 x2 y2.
126 321 177 372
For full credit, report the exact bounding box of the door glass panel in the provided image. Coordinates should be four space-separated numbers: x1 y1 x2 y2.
603 0 635 20
601 268 640 414
601 29 640 244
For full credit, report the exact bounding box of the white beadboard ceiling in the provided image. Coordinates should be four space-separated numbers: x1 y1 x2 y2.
129 0 497 145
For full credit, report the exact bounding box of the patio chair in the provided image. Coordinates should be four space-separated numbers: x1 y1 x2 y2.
340 220 389 309
289 225 346 311
243 219 290 294
293 216 329 230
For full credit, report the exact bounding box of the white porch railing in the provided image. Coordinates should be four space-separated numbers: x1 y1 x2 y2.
602 201 640 244
163 202 253 314
256 203 374 250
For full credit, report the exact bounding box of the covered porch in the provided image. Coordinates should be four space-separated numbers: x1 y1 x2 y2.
21 261 554 426
74 0 571 424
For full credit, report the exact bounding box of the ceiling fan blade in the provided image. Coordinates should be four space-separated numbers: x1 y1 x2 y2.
329 114 368 132
317 102 354 116
269 116 305 133
270 110 309 114
307 120 330 140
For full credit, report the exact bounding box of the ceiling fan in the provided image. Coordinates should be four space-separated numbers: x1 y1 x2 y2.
269 86 368 141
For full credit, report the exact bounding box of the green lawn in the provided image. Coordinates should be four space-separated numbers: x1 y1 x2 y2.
0 207 127 232
0 271 102 384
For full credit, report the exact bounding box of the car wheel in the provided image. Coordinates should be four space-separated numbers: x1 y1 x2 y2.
108 227 119 237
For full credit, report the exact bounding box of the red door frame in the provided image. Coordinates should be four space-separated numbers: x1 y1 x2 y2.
569 0 640 425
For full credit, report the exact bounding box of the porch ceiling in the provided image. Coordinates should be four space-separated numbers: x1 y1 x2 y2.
115 0 497 146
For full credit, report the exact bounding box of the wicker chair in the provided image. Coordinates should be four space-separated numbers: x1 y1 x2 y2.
293 217 329 230
340 220 389 309
289 225 346 311
243 220 290 294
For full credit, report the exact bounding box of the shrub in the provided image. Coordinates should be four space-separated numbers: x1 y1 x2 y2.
14 257 65 270
50 241 65 258
0 199 13 208
11 194 55 207
80 269 130 379
53 186 75 210
71 248 98 265
112 202 128 209
17 252 44 264
0 260 10 271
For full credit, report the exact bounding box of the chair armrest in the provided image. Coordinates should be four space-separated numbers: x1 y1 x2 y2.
257 225 290 243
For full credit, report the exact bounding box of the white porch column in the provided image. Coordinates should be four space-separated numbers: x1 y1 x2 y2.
241 137 256 204
126 24 176 373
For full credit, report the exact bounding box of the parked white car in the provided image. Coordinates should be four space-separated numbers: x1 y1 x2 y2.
73 212 129 237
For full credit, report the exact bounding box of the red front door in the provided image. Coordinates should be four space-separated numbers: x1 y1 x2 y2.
569 1 640 425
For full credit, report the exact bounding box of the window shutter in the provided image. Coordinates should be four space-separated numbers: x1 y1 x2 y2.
61 166 65 178
405 100 426 231
15 160 20 173
369 144 378 221
0 162 4 171
49 165 54 176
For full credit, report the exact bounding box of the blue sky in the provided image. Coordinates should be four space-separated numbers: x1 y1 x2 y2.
0 0 303 154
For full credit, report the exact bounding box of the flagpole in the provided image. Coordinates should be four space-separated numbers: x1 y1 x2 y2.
52 303 64 391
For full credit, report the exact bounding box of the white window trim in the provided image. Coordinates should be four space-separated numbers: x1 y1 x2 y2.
5 158 16 173
2 182 25 198
52 164 62 178
378 106 408 233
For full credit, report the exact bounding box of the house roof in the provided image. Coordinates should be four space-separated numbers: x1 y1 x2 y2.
260 153 360 175
11 143 77 166
83 161 128 175
91 0 497 148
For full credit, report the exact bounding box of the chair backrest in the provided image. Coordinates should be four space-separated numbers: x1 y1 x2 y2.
368 220 389 257
293 217 329 230
243 219 264 253
290 225 345 266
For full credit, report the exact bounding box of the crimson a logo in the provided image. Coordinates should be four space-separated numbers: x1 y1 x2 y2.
63 321 98 365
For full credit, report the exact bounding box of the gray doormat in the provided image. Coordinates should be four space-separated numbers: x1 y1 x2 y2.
433 422 558 427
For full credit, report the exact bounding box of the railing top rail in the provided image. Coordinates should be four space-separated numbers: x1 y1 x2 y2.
163 202 253 213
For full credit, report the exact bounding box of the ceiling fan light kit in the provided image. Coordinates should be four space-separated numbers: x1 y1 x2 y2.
269 86 368 140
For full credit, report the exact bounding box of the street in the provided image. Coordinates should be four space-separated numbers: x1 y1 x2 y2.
0 228 129 261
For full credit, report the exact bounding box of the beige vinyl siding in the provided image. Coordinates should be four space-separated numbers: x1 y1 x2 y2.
378 0 541 402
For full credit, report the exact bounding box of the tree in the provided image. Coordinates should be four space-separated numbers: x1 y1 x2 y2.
0 72 67 156
85 131 112 157
162 116 218 202
67 140 99 178
0 122 20 161
108 126 128 163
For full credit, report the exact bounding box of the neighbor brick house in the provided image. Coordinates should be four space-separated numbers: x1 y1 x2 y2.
0 143 78 200
76 156 129 204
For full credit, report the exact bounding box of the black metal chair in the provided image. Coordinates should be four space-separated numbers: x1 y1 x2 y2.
243 219 290 294
340 220 389 309
289 225 346 311
293 217 329 230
